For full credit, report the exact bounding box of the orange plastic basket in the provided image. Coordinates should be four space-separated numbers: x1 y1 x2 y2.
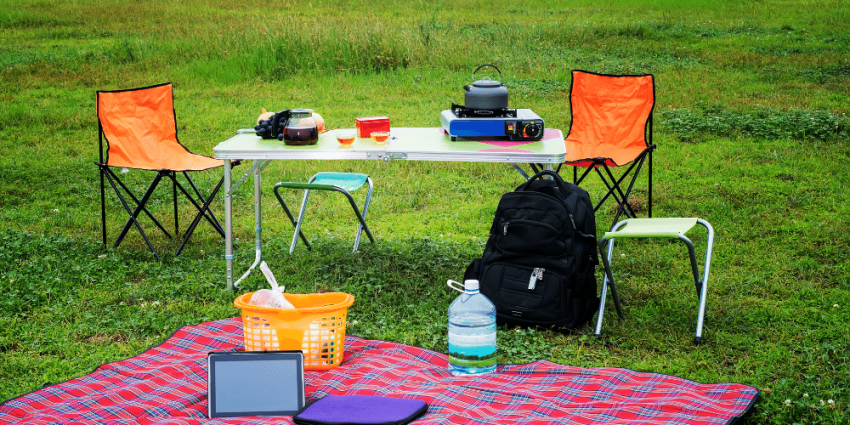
234 292 355 370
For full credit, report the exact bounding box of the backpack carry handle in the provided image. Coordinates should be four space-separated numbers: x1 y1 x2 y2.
520 170 571 194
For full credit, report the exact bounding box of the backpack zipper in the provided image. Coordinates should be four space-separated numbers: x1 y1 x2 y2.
569 214 577 230
503 221 509 235
528 267 545 290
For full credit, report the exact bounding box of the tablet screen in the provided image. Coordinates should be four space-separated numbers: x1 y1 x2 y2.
208 351 304 418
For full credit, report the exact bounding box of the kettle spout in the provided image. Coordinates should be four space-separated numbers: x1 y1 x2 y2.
463 85 471 92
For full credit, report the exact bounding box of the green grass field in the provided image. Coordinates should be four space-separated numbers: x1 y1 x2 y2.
1 0 849 423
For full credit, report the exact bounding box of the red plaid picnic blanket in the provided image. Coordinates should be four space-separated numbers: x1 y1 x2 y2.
0 318 758 424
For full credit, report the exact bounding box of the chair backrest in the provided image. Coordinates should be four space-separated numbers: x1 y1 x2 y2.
565 70 655 166
97 82 194 170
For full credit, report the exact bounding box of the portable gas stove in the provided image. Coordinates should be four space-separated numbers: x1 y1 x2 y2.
440 103 545 141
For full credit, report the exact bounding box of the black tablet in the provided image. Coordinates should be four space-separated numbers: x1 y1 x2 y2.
207 350 305 418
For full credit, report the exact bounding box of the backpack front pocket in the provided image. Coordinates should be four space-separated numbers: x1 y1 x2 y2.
480 262 566 322
496 219 567 255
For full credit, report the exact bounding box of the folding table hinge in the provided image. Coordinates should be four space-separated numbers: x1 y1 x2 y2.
386 152 407 161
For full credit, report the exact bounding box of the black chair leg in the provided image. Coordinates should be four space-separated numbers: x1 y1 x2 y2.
175 174 226 257
114 172 169 247
100 165 107 247
102 169 162 261
594 167 634 218
179 171 225 236
561 147 654 230
172 171 179 236
106 167 172 237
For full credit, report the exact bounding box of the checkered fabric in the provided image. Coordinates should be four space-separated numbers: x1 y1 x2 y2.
0 318 759 424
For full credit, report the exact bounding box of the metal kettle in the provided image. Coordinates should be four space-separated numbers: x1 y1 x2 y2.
463 64 509 111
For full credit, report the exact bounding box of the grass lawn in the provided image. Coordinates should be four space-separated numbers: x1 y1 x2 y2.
1 0 849 423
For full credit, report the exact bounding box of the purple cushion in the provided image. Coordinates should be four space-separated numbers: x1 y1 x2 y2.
293 395 427 425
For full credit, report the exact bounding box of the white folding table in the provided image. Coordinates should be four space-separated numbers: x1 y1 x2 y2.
214 127 566 289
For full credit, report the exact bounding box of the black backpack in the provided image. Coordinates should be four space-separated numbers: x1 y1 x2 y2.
464 170 599 332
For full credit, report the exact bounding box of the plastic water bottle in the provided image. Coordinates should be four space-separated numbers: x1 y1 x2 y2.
447 279 497 376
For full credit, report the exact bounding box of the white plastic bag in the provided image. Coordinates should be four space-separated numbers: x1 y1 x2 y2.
249 289 291 309
249 261 296 309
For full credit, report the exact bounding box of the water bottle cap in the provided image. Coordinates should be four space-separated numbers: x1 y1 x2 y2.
464 279 480 292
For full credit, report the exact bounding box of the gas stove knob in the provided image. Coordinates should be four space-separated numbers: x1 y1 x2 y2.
523 122 542 139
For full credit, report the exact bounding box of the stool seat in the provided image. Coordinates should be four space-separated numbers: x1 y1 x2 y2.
311 172 370 192
274 172 375 254
596 217 714 344
603 217 698 239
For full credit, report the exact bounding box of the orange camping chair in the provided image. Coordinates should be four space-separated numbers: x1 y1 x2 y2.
559 70 656 230
96 83 232 260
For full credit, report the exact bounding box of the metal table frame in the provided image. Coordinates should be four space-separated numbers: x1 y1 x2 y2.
214 127 566 289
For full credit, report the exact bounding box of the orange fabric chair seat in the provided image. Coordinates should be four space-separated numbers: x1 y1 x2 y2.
105 150 223 172
564 140 649 168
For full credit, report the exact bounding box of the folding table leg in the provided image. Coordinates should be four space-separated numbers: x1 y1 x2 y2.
510 163 530 180
225 159 233 289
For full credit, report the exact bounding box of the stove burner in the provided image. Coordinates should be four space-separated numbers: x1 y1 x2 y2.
451 103 518 119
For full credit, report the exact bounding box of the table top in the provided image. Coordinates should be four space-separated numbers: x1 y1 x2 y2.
214 127 566 164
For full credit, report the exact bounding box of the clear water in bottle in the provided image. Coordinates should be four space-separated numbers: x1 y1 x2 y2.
448 279 497 376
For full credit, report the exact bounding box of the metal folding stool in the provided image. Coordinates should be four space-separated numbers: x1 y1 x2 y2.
273 172 375 253
595 218 714 343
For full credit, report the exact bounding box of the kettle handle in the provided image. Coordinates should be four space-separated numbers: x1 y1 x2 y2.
472 64 502 80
